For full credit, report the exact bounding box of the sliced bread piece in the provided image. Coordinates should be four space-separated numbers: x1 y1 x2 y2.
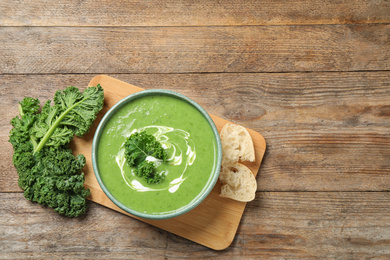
219 162 257 202
220 123 255 164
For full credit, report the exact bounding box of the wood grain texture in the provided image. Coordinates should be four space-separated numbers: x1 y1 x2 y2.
0 25 389 74
1 72 389 193
1 192 389 258
1 0 389 26
1 0 389 253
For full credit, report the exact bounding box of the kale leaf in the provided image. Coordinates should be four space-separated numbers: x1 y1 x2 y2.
9 85 104 217
124 131 167 184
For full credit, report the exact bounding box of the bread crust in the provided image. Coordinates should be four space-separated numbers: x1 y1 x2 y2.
220 123 255 164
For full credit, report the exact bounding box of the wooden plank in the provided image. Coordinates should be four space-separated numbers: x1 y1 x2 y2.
0 0 389 26
1 72 389 193
1 192 389 258
0 25 389 74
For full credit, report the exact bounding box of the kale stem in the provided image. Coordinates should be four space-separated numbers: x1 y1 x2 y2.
33 106 73 154
30 136 38 150
18 104 24 117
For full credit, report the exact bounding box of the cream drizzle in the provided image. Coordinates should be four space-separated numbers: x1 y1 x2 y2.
115 125 196 193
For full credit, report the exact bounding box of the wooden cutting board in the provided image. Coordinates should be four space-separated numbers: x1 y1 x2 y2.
70 75 266 250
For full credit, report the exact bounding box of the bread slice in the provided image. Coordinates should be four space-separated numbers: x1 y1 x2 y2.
220 123 255 164
219 162 257 202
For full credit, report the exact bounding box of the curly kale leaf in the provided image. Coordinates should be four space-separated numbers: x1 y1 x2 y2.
137 161 165 184
21 146 90 217
9 85 104 217
54 86 104 136
9 97 41 148
32 85 104 153
124 131 167 184
31 100 74 148
19 97 41 115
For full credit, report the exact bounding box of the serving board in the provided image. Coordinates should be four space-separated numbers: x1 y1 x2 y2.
71 75 266 250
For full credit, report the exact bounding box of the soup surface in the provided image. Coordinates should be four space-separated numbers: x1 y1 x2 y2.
97 94 217 215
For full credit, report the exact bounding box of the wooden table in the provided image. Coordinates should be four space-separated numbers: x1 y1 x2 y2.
1 1 389 258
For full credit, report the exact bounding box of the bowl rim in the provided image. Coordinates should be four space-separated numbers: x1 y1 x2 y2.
92 89 222 220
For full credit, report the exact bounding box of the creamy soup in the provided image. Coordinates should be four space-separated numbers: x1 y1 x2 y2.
96 94 218 216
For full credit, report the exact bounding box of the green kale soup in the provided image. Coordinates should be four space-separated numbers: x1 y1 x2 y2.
96 93 219 217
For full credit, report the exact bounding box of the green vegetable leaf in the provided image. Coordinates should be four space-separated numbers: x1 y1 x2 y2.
9 84 104 217
19 97 40 116
137 161 165 184
21 146 90 217
124 131 167 184
55 86 104 137
32 85 104 153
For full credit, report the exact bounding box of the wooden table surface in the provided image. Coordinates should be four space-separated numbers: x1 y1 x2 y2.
1 1 389 259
